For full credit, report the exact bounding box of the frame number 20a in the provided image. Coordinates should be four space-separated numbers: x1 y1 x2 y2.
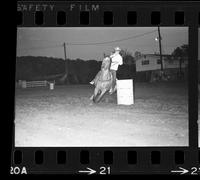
10 167 27 174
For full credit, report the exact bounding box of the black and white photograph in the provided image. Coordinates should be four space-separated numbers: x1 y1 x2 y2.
15 27 188 147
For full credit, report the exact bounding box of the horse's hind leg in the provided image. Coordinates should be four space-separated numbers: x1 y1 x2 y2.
113 84 117 93
109 84 117 95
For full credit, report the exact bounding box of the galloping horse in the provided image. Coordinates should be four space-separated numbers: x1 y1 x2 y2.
90 57 116 103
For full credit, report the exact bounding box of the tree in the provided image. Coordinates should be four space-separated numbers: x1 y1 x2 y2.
120 49 135 65
171 44 188 78
118 49 136 79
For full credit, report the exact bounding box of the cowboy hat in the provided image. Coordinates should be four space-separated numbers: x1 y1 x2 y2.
114 47 121 51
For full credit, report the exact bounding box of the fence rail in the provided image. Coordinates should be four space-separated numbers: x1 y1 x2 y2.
20 80 55 89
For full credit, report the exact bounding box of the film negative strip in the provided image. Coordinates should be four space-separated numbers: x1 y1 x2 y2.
10 0 200 175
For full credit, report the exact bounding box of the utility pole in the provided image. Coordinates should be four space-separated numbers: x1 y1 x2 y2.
60 42 69 84
63 42 68 74
158 26 163 72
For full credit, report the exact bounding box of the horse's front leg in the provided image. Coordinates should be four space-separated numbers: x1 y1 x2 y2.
92 87 100 102
90 94 94 100
95 89 107 103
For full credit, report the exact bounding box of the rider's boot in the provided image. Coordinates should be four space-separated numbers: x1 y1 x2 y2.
90 81 94 85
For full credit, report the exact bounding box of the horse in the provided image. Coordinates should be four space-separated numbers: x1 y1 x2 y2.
90 57 117 103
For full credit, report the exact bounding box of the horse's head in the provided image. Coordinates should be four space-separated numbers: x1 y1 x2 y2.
101 56 111 70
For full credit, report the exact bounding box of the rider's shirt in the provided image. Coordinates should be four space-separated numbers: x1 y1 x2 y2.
110 53 123 71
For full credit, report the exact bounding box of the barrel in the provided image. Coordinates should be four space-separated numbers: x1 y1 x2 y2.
116 79 134 105
49 83 54 90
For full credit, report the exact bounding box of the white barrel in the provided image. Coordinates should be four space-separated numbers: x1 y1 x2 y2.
117 79 134 105
50 83 54 90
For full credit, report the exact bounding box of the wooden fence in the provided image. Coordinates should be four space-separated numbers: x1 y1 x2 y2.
20 80 55 89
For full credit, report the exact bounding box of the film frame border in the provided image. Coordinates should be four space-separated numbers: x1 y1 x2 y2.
11 0 200 175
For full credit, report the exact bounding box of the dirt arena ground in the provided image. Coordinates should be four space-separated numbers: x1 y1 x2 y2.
14 82 188 147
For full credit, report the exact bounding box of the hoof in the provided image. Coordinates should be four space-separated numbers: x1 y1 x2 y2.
89 95 94 100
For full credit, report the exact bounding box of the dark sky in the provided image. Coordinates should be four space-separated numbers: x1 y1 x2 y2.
17 27 188 61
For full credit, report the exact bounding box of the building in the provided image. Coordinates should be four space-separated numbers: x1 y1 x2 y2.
135 52 188 81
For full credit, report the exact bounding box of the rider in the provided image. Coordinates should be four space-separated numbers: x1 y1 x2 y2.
109 47 123 92
90 47 123 92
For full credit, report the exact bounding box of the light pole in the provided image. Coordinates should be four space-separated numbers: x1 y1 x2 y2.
60 42 69 84
155 26 163 72
63 42 68 74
